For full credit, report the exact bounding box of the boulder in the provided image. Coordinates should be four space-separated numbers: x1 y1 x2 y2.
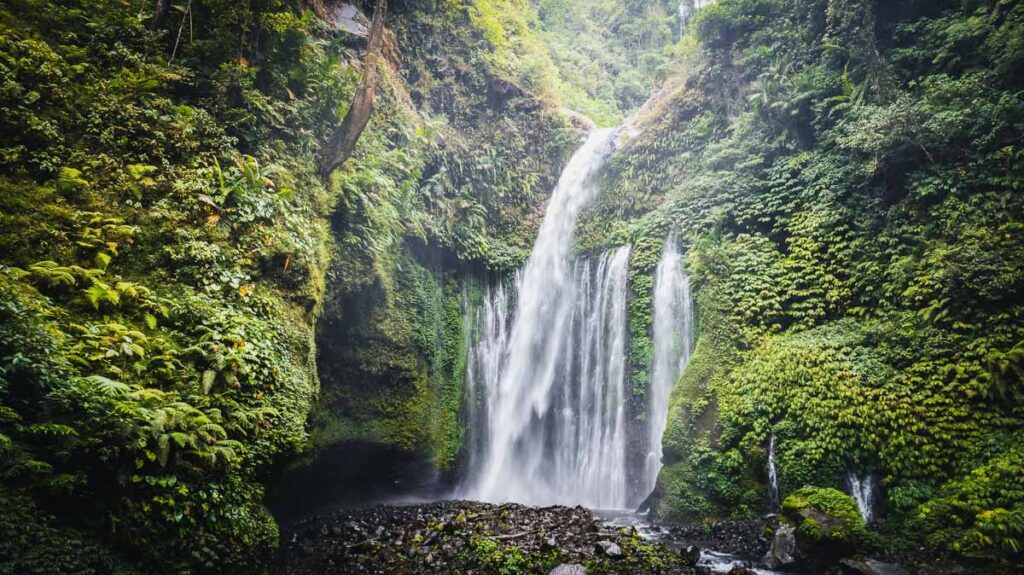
781 486 869 560
323 3 369 37
594 540 623 559
764 524 797 569
680 545 702 566
560 107 598 132
541 535 558 552
549 564 587 575
839 558 911 575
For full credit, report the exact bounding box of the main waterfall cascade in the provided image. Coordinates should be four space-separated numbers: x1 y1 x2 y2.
460 128 697 510
639 235 694 500
461 128 635 508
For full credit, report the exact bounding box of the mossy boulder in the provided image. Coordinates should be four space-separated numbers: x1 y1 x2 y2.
781 486 869 560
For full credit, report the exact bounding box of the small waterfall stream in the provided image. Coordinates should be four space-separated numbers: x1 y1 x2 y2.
847 471 876 523
640 235 694 500
767 432 779 511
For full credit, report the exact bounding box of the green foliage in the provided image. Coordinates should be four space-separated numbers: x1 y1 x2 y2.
695 0 782 52
392 0 577 270
0 0 345 571
919 431 1024 565
469 537 529 575
535 0 682 123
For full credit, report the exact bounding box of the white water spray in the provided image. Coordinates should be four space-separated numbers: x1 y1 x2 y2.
462 129 635 508
640 234 694 500
847 471 876 523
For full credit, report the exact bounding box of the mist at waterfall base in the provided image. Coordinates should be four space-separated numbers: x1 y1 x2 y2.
458 128 694 511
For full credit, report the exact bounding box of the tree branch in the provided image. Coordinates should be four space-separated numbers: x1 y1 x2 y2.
320 0 388 180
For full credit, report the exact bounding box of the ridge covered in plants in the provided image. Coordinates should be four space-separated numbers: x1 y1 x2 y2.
586 0 1024 568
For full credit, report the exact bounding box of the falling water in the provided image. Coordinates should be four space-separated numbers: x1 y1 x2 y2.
463 249 632 507
767 432 779 511
847 471 876 523
640 235 694 500
461 128 635 508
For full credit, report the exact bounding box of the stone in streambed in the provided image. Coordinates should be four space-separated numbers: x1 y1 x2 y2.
781 486 868 561
549 564 587 575
764 523 797 569
594 540 623 559
680 545 701 566
541 535 558 552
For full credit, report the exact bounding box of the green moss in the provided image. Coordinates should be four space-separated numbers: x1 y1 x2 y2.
311 248 475 470
782 486 868 545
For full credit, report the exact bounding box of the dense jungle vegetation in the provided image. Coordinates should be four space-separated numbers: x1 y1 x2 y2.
0 0 575 571
584 0 1024 569
1 0 1022 573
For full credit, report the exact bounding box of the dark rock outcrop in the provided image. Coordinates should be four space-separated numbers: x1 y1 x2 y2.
680 545 702 566
764 523 796 569
839 558 911 575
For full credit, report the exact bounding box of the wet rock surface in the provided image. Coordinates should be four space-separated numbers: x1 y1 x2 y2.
274 500 697 574
764 524 796 569
658 517 774 559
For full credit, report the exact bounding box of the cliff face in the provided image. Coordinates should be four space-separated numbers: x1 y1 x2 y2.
588 0 1024 566
307 0 577 480
0 1 575 572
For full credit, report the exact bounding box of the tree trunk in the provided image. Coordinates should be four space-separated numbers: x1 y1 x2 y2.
320 0 388 179
151 0 171 31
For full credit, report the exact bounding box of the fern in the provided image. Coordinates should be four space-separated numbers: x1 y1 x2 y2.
84 374 131 397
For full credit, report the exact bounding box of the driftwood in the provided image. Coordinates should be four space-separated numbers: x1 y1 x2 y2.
491 530 542 541
319 0 388 179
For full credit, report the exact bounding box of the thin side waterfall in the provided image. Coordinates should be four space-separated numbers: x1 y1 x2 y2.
847 471 876 523
768 432 779 511
461 128 635 508
639 235 694 501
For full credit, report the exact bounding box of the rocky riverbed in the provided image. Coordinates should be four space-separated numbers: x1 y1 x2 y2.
273 500 699 574
273 501 939 575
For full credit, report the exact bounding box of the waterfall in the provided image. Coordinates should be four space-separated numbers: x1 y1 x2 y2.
768 432 779 511
640 235 694 500
462 128 635 508
847 471 876 523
